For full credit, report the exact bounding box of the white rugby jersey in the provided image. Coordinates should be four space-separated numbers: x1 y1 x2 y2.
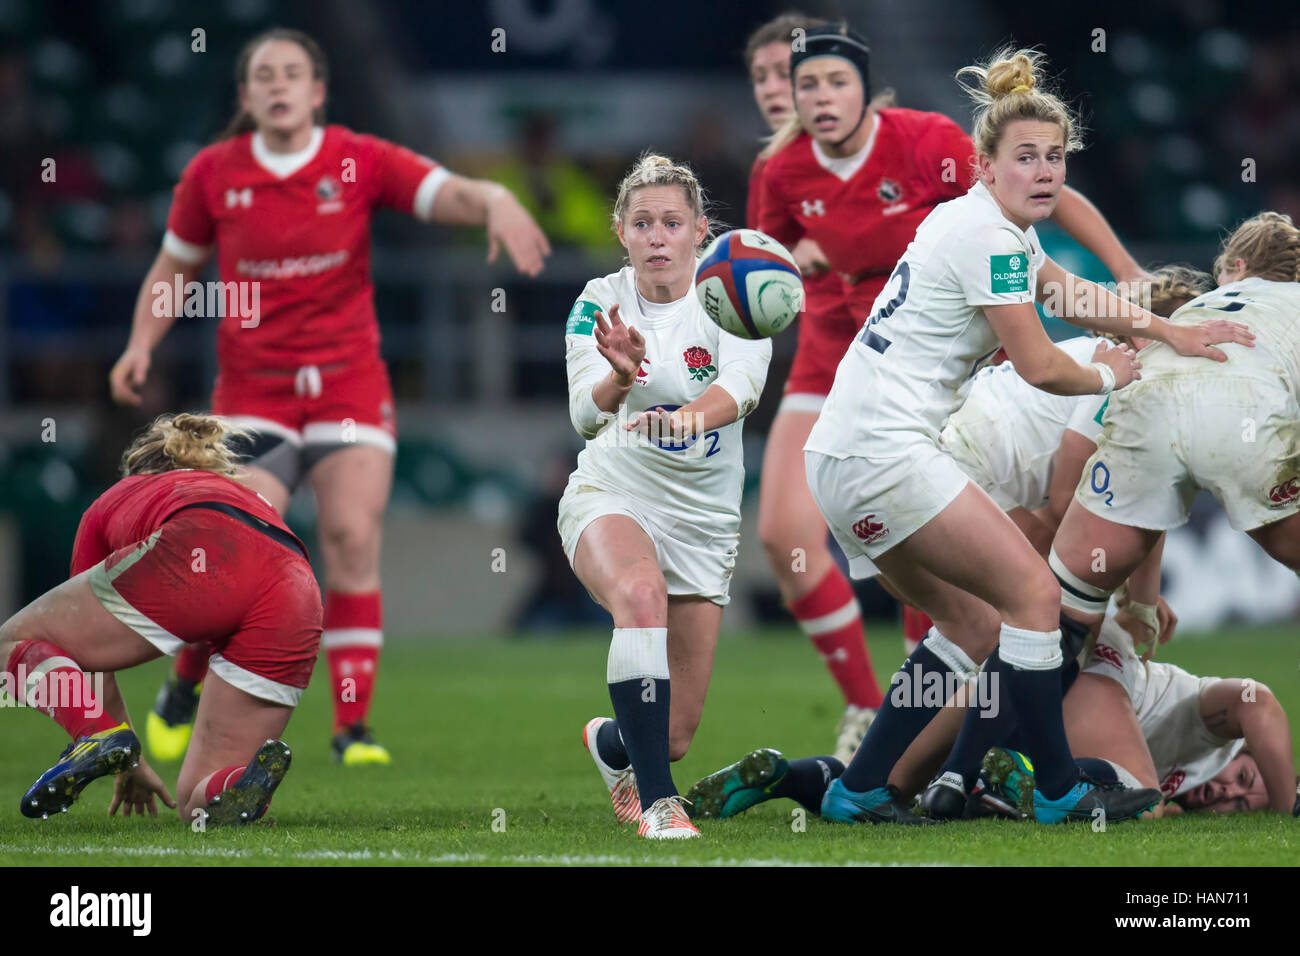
1088 617 1244 801
564 266 771 523
941 336 1108 510
806 180 1047 456
1139 278 1300 392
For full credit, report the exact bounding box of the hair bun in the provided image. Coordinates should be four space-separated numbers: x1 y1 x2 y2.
986 53 1037 98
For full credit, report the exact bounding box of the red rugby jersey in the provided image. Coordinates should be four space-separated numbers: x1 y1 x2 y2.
746 154 848 310
758 108 975 315
164 125 447 374
70 470 303 576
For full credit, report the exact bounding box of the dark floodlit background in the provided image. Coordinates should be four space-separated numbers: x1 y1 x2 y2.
1 0 1297 634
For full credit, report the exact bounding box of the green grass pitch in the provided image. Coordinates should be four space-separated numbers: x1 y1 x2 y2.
0 624 1297 866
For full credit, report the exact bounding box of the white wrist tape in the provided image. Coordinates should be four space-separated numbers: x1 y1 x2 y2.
1091 361 1116 394
1116 584 1160 643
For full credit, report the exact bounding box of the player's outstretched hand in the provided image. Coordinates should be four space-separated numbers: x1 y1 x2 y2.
624 406 696 443
109 347 151 406
1165 319 1255 362
109 758 176 818
1093 339 1141 390
593 304 646 385
792 238 830 276
485 190 551 278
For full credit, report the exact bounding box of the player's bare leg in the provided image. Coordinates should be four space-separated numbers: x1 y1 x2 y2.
1247 510 1300 572
1049 499 1162 630
758 408 884 761
148 462 289 762
574 515 694 834
665 595 721 762
0 574 165 817
309 444 394 764
827 484 1101 823
1062 673 1160 790
177 672 294 823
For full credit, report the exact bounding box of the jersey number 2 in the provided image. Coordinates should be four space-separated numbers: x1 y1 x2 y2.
858 261 910 354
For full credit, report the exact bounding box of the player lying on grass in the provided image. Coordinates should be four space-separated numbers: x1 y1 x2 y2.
686 608 1296 819
799 46 1250 827
1047 213 1300 819
563 154 771 838
0 413 320 823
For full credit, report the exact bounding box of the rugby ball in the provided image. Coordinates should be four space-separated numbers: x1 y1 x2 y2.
695 229 803 339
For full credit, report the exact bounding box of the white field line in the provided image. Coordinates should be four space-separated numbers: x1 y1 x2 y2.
0 842 954 867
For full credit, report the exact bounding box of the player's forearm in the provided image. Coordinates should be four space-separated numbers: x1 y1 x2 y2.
592 371 634 415
1019 348 1108 397
1051 277 1161 340
1124 534 1164 607
430 175 516 227
1051 187 1143 282
675 385 740 433
127 251 191 353
1238 692 1295 813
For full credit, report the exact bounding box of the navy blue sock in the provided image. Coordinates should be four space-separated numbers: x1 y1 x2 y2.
595 720 630 771
841 644 954 792
607 627 674 810
771 756 844 814
941 650 1018 790
1001 659 1078 800
1075 757 1118 783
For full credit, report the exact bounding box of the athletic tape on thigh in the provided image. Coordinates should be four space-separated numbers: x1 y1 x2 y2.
606 627 669 684
997 622 1063 671
921 627 978 679
1048 546 1113 616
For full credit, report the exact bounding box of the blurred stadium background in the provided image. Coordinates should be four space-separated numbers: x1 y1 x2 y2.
1 0 1298 637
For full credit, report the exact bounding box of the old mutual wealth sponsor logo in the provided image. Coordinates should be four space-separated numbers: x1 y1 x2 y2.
990 253 1029 294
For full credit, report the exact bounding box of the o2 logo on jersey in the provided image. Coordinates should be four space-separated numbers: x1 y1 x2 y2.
642 404 720 457
1268 477 1300 506
1090 461 1113 506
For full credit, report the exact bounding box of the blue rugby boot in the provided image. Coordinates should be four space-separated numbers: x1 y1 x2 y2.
204 739 292 825
21 723 140 819
821 777 936 825
979 747 1160 824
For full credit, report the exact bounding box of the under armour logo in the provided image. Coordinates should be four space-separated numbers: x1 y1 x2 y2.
821 647 849 663
225 187 253 208
801 199 826 216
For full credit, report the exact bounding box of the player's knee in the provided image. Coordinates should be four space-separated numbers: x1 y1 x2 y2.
1003 566 1060 623
317 519 380 567
611 575 665 624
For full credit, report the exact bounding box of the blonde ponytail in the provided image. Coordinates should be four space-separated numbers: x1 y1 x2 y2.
121 413 251 479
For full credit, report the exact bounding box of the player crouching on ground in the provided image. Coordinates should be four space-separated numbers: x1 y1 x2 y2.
0 413 321 824
563 154 771 838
